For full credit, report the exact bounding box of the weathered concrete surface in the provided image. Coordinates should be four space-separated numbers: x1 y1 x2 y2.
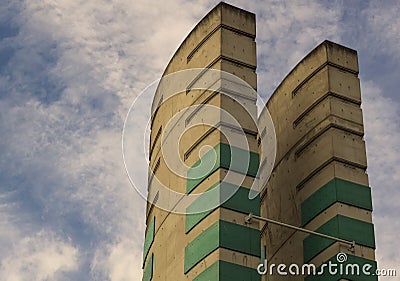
259 41 375 281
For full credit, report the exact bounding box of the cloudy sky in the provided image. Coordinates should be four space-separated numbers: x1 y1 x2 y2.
0 0 399 280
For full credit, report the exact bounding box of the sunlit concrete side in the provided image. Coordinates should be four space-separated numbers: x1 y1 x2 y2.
144 3 260 281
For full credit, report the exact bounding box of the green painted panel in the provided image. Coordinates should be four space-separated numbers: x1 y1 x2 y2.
260 245 266 263
219 142 260 177
194 261 261 281
142 253 154 281
221 182 260 215
186 143 259 194
305 254 377 281
301 178 373 226
187 144 221 194
185 182 219 233
336 178 373 210
143 217 155 266
184 221 220 274
185 208 214 234
301 179 336 226
220 220 261 257
219 142 231 169
303 215 375 263
338 216 375 248
184 220 261 274
185 182 260 233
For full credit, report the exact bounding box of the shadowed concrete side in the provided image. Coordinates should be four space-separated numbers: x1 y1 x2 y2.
259 41 376 281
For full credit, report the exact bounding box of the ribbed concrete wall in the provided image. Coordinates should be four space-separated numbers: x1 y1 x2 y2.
144 3 261 281
259 41 376 281
143 3 377 281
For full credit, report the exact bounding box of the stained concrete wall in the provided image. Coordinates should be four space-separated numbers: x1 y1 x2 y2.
144 3 260 281
259 41 376 281
144 3 377 281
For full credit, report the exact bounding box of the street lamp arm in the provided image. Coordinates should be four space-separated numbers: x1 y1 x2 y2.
245 213 355 252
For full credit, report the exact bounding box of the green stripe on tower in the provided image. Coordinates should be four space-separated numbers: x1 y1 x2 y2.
184 220 261 274
185 181 260 233
301 178 373 226
186 143 259 194
303 215 375 263
143 217 155 266
142 253 154 281
305 254 377 281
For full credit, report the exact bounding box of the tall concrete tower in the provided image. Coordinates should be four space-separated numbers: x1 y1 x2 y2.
143 3 262 281
259 41 377 280
142 3 376 281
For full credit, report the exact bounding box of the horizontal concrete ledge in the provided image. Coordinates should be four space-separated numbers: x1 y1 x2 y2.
187 23 256 63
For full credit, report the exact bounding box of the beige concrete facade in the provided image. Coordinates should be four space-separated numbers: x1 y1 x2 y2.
143 3 376 281
143 3 261 281
260 41 376 280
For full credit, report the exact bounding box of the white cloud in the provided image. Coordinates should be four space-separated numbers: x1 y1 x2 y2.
16 0 214 115
0 229 79 281
232 0 343 99
362 80 400 277
0 98 146 279
91 240 143 281
363 1 400 59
